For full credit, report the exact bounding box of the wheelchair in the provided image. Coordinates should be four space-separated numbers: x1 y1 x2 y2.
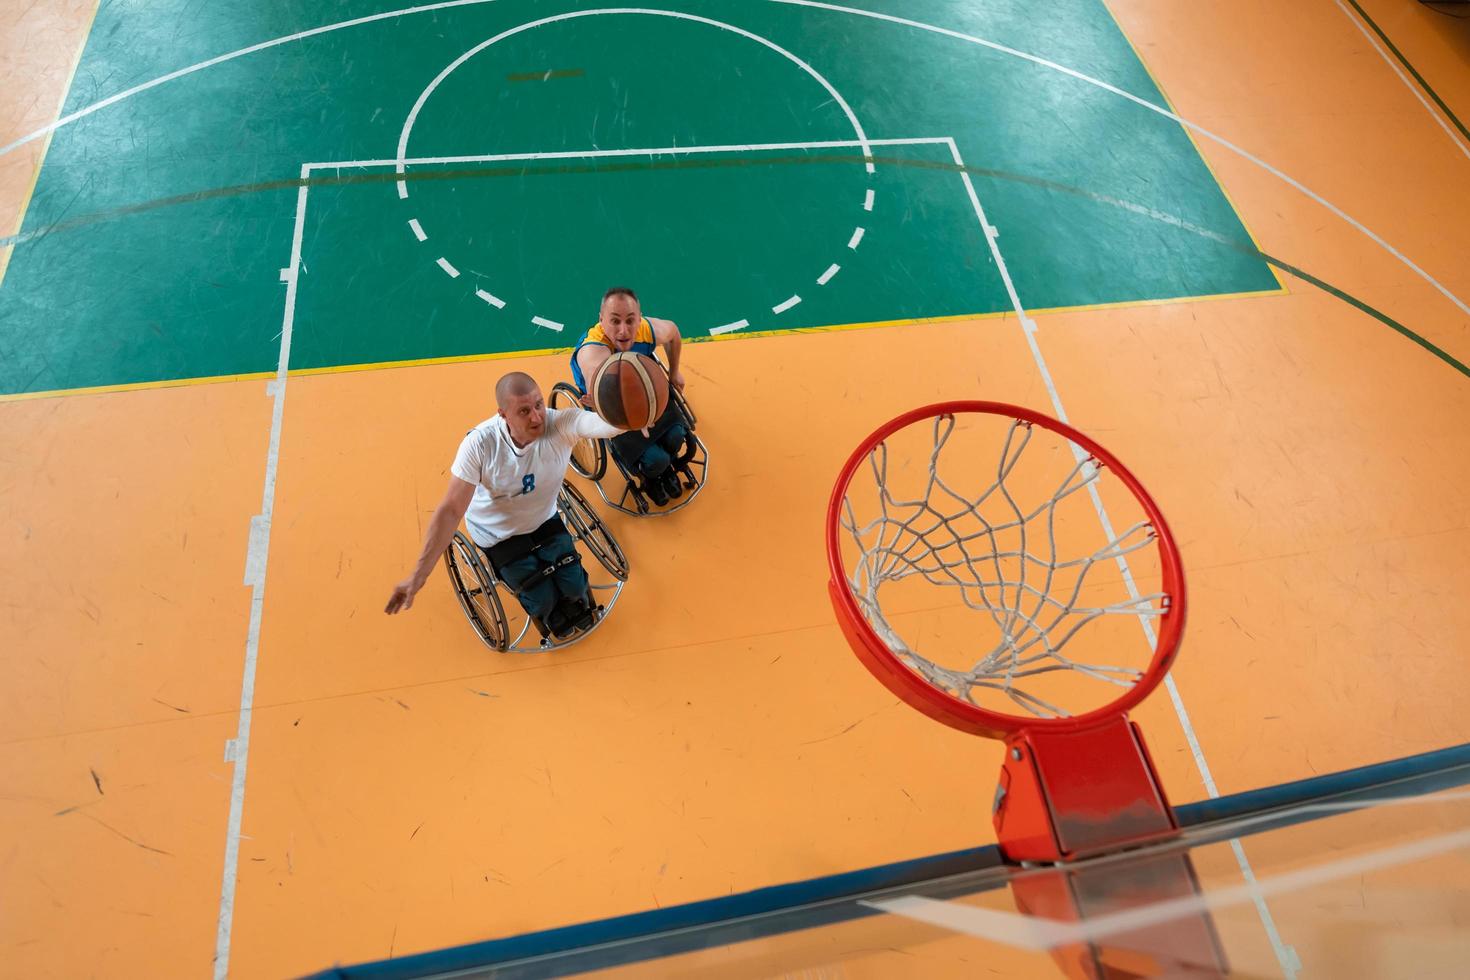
442 481 629 652
548 376 709 517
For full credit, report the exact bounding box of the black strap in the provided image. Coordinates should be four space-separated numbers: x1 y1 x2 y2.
486 515 569 572
524 551 579 585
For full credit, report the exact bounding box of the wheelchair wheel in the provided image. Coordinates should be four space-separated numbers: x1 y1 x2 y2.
557 482 630 581
443 531 510 651
549 381 607 481
670 381 696 430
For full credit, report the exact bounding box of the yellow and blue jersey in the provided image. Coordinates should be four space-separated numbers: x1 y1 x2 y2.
570 317 657 393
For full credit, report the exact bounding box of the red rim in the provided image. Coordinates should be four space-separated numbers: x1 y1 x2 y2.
826 401 1186 739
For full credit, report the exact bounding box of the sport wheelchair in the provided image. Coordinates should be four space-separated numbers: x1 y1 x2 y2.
442 481 628 652
548 378 708 517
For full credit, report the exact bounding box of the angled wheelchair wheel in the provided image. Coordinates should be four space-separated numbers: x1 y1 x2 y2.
669 431 710 506
557 481 630 581
670 381 696 430
443 531 509 651
549 381 607 481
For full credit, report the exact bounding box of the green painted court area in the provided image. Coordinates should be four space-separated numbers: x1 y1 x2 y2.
0 0 1279 398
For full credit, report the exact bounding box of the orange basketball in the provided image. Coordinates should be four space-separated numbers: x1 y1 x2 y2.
589 352 670 430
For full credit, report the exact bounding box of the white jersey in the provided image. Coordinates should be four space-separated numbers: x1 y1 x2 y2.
451 407 620 547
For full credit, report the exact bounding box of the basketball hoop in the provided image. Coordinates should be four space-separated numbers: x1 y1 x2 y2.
827 402 1188 861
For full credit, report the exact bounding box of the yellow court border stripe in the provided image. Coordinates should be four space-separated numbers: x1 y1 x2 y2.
0 0 103 290
287 345 571 378
1098 0 1289 296
0 370 276 403
1 286 1290 403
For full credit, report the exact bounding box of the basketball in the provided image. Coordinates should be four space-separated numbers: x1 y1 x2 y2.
589 352 670 430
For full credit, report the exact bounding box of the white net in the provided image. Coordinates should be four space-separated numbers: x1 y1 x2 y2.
838 413 1170 720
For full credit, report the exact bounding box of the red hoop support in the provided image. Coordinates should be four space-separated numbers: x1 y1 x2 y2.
826 401 1189 861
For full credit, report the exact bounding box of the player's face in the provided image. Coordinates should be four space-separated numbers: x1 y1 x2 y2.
501 388 546 445
599 295 641 351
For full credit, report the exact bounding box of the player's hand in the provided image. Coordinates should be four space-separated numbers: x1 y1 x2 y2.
579 392 594 409
385 578 420 615
670 369 686 393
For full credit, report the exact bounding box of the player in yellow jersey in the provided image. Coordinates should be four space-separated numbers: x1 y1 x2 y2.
570 287 692 505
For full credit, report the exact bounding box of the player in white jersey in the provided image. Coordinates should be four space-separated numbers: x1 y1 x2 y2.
385 372 623 634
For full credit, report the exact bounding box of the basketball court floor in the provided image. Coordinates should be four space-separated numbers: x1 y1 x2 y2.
2 1 1468 976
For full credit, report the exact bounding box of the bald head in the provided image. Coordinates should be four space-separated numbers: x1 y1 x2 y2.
495 371 539 409
495 372 546 447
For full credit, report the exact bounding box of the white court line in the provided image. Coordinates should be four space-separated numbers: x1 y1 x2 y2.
846 227 865 249
408 218 427 241
379 5 899 333
945 136 1299 979
214 166 309 980
309 137 939 338
308 136 945 172
0 0 516 159
1333 0 1470 162
435 257 459 277
865 826 1470 955
772 294 802 314
775 0 1468 319
2 0 1461 316
531 315 563 331
393 9 878 186
303 134 950 345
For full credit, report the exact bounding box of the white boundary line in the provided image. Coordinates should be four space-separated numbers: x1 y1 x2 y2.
305 137 944 172
214 166 310 980
945 136 1299 978
1333 0 1470 162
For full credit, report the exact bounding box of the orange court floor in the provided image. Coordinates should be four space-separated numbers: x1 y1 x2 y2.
3 1 1470 978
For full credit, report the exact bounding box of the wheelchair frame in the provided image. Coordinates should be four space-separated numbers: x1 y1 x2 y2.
549 379 709 518
442 481 629 652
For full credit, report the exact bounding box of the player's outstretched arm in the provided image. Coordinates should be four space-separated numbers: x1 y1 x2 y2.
650 317 684 391
570 409 625 440
385 475 476 614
